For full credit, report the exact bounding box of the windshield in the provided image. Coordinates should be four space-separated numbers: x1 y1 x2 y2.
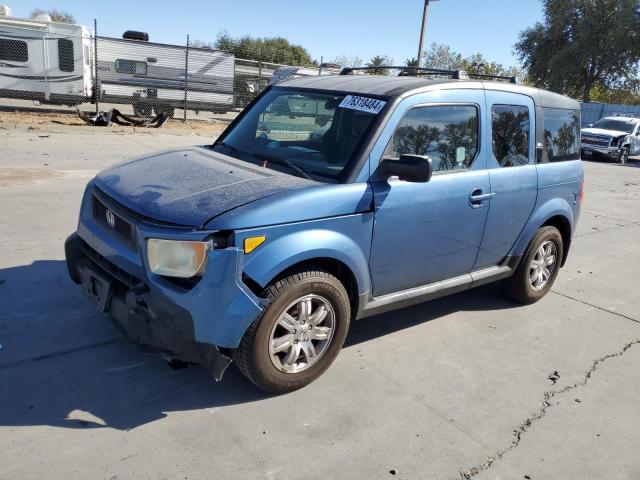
592 118 637 133
211 88 384 182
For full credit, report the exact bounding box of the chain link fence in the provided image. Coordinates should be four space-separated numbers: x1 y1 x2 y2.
0 17 331 125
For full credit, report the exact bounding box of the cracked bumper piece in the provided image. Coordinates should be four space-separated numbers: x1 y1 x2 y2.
64 233 264 380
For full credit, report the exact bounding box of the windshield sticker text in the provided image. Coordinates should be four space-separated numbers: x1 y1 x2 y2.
338 95 386 114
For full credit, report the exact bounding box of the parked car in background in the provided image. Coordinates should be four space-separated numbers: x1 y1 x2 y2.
581 116 640 164
66 68 584 393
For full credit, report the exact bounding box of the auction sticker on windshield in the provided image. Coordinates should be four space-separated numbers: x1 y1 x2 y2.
339 95 386 114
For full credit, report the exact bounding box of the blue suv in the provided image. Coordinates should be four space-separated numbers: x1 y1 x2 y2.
66 69 584 393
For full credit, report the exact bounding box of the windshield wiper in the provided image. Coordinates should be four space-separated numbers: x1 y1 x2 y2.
213 142 313 181
213 141 245 158
253 153 314 181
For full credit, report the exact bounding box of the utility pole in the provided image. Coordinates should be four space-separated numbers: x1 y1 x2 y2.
416 0 439 67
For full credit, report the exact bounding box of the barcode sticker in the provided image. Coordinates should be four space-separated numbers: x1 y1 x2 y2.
338 95 386 114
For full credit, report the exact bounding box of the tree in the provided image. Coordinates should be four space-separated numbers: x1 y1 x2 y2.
366 55 392 75
327 55 364 68
206 31 315 66
422 42 524 80
515 0 640 102
30 8 75 23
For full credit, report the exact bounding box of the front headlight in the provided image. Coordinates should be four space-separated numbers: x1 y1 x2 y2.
147 239 209 278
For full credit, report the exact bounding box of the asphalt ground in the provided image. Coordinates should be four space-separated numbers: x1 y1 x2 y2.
1 122 639 480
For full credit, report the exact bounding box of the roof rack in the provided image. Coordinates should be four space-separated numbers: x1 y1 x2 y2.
467 72 521 84
339 66 470 80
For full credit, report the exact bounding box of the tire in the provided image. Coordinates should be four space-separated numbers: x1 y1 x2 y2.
154 105 175 118
233 269 351 393
618 147 629 164
133 103 152 117
503 226 564 305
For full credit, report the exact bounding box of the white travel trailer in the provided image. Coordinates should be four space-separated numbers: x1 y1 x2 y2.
0 9 93 105
96 36 235 116
0 6 235 115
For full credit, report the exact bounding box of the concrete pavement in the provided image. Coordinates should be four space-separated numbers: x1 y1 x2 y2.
1 124 638 480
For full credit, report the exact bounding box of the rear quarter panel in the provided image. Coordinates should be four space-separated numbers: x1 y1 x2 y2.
511 160 583 258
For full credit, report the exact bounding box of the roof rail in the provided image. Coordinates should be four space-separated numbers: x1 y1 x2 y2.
467 72 521 84
339 66 469 80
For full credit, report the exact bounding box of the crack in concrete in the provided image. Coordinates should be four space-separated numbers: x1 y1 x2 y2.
458 339 640 478
550 290 640 324
581 210 640 225
0 338 122 370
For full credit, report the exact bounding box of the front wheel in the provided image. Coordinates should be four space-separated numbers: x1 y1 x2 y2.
503 226 564 305
233 269 351 393
618 147 629 164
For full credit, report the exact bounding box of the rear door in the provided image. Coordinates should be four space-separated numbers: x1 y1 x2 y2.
474 90 538 269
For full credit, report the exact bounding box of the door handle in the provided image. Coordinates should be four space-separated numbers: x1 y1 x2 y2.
469 189 495 208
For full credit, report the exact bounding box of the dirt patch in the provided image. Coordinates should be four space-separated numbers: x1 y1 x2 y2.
0 168 64 187
0 110 227 135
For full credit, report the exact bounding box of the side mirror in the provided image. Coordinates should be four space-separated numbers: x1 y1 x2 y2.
379 154 432 183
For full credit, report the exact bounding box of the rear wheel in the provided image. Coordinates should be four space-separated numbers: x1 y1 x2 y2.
503 226 563 304
233 269 350 393
133 103 152 117
154 105 175 118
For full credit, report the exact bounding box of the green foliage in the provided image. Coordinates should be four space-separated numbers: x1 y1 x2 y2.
366 55 393 75
590 84 640 105
422 42 524 79
327 55 363 68
199 31 315 66
515 0 640 102
30 8 75 23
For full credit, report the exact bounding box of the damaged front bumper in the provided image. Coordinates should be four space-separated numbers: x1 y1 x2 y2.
65 194 265 381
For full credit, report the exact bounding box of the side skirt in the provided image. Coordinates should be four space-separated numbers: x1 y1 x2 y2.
356 264 515 320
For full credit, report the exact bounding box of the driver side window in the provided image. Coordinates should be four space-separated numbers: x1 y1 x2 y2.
383 105 479 172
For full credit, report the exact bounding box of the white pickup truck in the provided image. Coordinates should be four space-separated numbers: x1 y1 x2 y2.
581 116 640 164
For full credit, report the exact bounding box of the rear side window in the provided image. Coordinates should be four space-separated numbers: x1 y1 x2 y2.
58 39 74 72
0 39 28 62
542 108 580 162
492 104 530 167
384 105 479 172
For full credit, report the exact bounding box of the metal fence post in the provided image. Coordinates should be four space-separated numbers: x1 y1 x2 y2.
94 19 99 114
183 34 189 123
258 59 263 93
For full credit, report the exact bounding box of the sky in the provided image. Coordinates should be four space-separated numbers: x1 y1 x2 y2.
9 0 544 68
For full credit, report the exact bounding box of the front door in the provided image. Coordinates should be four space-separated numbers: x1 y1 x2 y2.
369 91 491 296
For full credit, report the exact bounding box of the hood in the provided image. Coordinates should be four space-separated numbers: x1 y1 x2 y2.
581 127 629 138
94 146 316 227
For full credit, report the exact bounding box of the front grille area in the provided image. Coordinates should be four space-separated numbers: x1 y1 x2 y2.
581 134 612 148
80 240 142 288
92 194 136 248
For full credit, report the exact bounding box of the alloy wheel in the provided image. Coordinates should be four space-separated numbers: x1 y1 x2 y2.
529 240 557 291
268 294 336 374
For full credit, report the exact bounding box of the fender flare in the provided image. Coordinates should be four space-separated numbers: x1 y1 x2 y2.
242 228 371 295
510 198 574 260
